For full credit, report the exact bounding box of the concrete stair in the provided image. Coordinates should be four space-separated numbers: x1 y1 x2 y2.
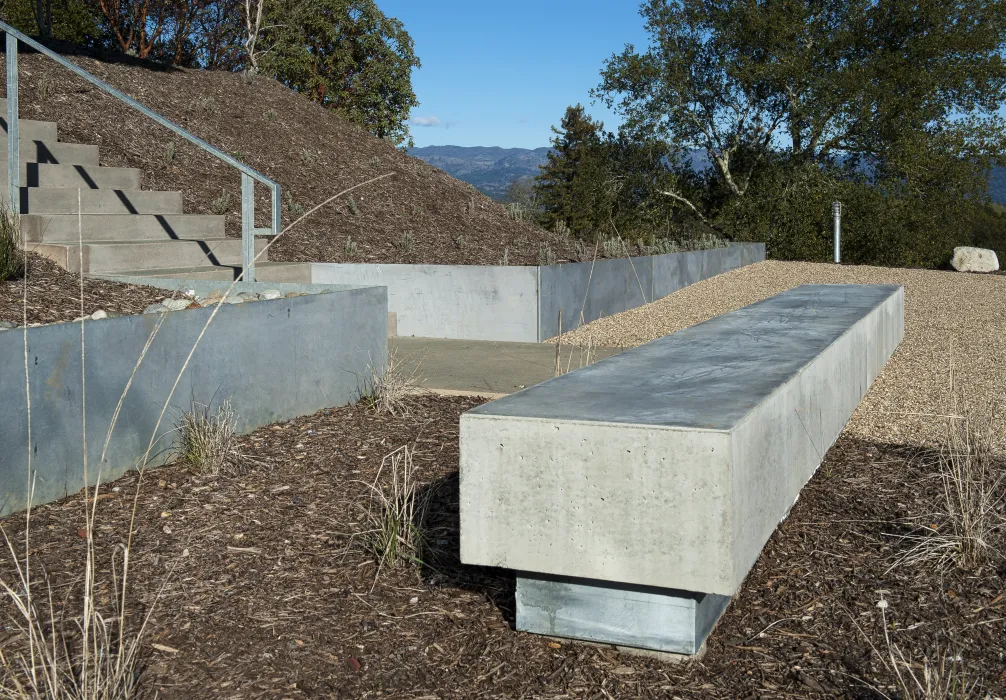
1 97 275 278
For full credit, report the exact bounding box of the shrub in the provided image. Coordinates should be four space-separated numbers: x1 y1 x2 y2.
0 204 24 282
360 445 426 575
889 397 1006 572
344 236 358 257
175 399 237 476
360 349 422 417
210 189 232 216
394 231 414 253
285 191 305 217
505 202 529 221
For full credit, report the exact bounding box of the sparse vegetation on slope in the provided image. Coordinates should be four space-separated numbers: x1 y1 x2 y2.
6 50 583 266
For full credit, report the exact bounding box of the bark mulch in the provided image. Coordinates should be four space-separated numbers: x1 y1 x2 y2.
7 46 582 267
1 395 1004 698
0 253 168 326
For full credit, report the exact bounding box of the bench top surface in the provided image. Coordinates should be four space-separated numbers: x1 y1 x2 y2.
467 284 902 431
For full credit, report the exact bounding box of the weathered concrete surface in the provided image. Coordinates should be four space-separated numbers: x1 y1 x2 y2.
538 255 652 341
516 573 731 654
460 284 903 598
312 244 766 342
311 263 539 341
0 285 386 517
539 243 766 340
390 337 624 396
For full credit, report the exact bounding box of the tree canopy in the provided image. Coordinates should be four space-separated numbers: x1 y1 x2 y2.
0 0 421 146
260 0 420 146
535 0 1006 267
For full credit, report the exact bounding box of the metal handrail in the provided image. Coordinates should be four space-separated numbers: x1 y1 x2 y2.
1 22 279 281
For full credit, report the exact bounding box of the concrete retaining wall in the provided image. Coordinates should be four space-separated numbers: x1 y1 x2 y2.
310 264 539 342
311 243 765 342
0 285 387 517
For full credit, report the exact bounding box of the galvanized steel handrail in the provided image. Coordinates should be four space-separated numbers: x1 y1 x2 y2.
1 22 279 281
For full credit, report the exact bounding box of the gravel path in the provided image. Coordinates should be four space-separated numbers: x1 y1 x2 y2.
552 260 1006 446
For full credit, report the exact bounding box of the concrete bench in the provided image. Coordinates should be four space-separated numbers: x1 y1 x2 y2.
459 284 904 654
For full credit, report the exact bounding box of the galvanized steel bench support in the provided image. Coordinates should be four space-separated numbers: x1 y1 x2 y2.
459 284 904 654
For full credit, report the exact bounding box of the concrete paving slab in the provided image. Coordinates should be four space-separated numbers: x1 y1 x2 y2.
390 337 625 396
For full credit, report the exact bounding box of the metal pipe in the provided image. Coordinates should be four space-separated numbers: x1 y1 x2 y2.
271 182 282 236
832 201 842 264
241 173 255 282
6 33 18 214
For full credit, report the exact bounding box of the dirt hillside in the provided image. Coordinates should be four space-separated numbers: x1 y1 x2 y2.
6 46 579 266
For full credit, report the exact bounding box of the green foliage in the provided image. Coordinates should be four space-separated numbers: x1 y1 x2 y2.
535 104 700 245
1 0 103 46
970 205 1006 264
260 0 421 146
565 0 1006 268
503 177 537 212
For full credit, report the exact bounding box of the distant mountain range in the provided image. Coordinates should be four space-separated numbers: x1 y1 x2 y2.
411 145 1006 206
408 146 550 200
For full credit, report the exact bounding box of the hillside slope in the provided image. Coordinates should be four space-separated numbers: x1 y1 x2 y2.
8 48 578 266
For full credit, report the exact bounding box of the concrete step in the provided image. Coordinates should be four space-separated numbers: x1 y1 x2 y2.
34 238 269 274
102 261 311 282
22 214 225 243
2 163 140 189
1 140 99 166
21 188 183 214
0 103 58 142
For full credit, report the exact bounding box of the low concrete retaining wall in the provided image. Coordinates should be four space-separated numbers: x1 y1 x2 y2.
310 264 539 341
311 243 765 342
459 284 904 653
0 285 387 517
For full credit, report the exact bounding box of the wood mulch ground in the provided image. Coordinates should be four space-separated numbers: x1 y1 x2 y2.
6 44 582 267
0 253 167 326
1 394 1004 698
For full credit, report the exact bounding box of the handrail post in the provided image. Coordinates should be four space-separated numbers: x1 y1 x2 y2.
271 182 281 236
6 32 19 214
241 172 255 282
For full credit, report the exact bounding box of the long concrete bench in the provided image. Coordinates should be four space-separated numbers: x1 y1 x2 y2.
459 284 904 654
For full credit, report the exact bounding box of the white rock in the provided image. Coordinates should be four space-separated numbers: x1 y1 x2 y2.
143 303 167 315
224 296 245 304
951 246 999 273
163 298 192 311
261 289 282 300
90 309 107 320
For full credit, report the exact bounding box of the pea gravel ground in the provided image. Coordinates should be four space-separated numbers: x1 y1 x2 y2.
552 260 1006 447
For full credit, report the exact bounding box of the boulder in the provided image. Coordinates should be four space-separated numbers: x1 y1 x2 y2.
143 303 167 315
951 247 999 273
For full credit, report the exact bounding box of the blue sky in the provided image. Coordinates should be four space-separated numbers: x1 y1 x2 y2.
378 1 651 149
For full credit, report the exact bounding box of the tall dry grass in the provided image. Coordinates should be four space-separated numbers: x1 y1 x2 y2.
358 445 427 583
847 596 979 700
361 348 424 416
888 396 1006 573
0 172 397 696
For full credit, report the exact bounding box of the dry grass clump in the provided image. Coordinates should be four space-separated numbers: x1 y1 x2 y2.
175 399 238 476
851 596 979 700
0 204 24 283
361 350 423 416
889 396 1006 573
0 568 144 700
359 446 427 578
